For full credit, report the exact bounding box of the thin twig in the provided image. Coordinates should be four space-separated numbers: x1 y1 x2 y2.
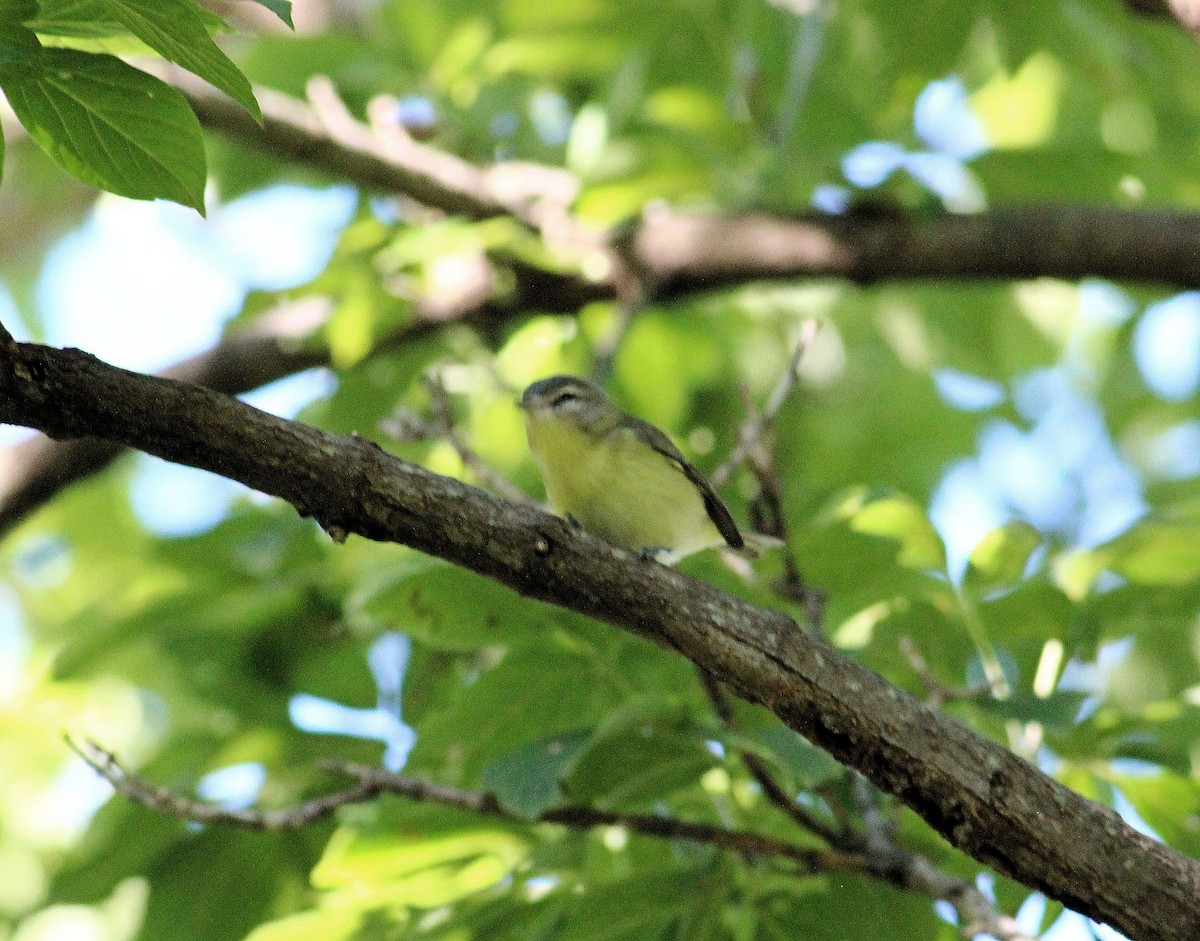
75 732 1033 941
697 669 843 844
67 737 383 829
418 370 529 503
899 635 992 708
744 438 820 624
712 322 824 631
69 737 857 871
326 760 858 871
590 225 656 381
710 319 818 489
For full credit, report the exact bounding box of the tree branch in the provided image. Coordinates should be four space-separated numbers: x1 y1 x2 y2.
178 71 547 224
72 737 1026 938
1124 0 1200 37
699 671 1031 941
176 73 1200 291
2 339 1195 941
68 737 859 868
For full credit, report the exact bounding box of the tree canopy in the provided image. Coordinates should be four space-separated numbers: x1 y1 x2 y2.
2 1 1200 940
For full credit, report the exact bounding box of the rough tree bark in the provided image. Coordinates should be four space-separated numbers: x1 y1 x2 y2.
1 333 1196 941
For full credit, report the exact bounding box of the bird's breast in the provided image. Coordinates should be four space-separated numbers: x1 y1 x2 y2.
526 415 721 555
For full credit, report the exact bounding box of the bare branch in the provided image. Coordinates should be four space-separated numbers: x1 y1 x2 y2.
176 69 551 226
327 760 857 870
177 72 1200 292
419 370 530 503
710 324 822 628
900 635 993 708
698 669 844 842
2 341 1195 941
76 734 1032 939
711 319 817 489
70 737 857 871
67 737 382 830
1124 0 1200 36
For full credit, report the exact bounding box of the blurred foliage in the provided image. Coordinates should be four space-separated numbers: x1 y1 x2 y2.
2 0 1200 939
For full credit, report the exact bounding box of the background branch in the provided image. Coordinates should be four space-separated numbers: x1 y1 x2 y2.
178 75 1200 290
70 738 857 869
1124 0 1200 36
1 338 1193 941
74 737 1029 940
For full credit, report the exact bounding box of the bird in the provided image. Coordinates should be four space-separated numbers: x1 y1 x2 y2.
519 375 758 565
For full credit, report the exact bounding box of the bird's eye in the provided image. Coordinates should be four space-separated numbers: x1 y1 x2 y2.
551 390 579 407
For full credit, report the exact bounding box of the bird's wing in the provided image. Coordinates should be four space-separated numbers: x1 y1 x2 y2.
628 418 745 549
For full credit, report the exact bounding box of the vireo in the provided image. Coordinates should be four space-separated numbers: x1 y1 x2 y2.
520 375 752 565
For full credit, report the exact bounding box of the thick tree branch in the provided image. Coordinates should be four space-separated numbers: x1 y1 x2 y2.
0 316 324 535
177 75 1200 291
2 340 1196 941
630 204 1200 293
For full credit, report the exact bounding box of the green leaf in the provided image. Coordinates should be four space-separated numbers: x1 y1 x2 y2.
0 0 40 66
93 0 259 118
352 557 545 651
963 521 1042 597
759 874 945 940
141 829 300 941
737 725 842 791
480 731 591 819
311 809 530 906
556 866 721 941
0 48 206 210
1060 517 1200 593
562 708 717 808
405 637 629 783
26 0 125 38
1108 519 1200 585
0 0 37 21
833 487 947 571
247 0 292 28
29 0 227 38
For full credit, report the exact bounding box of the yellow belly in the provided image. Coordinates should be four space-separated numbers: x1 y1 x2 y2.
526 414 724 560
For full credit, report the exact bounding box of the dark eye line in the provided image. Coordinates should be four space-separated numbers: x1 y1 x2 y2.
551 390 579 407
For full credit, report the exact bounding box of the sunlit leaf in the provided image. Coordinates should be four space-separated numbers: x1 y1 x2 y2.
1 48 205 210
93 0 260 118
963 521 1041 597
834 487 947 571
480 731 591 819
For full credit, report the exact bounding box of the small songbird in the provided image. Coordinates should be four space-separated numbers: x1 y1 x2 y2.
520 375 751 565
